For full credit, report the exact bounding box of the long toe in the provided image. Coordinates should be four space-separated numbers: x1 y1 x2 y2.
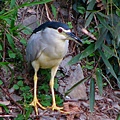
49 104 69 114
51 104 63 111
30 98 46 115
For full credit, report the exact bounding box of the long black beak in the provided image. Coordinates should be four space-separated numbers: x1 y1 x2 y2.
66 32 82 44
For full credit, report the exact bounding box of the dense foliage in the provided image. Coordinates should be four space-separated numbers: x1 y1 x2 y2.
69 0 120 113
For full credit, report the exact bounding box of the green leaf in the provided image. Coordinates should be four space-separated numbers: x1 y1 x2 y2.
25 106 33 119
0 80 3 85
18 0 52 8
65 76 91 96
0 62 9 66
4 18 11 25
99 50 120 85
55 95 63 106
68 54 81 65
17 81 23 87
40 95 51 106
95 68 103 95
14 114 24 120
97 11 109 19
83 61 94 70
0 0 52 19
13 84 19 90
0 44 2 50
0 10 5 15
77 6 85 14
67 22 73 29
85 0 96 19
8 50 16 58
69 43 95 65
90 78 95 112
54 78 59 90
51 4 57 19
95 28 108 50
102 44 116 58
20 38 27 46
39 84 49 93
0 104 9 113
22 27 32 35
10 0 16 9
116 9 120 17
97 14 113 33
6 34 15 50
10 11 17 29
85 12 94 28
116 114 120 120
79 43 95 59
84 64 93 70
17 76 23 80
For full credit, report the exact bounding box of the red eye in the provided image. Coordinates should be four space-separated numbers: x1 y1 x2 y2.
58 28 63 33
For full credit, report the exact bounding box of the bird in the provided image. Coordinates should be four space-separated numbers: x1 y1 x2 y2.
26 21 82 115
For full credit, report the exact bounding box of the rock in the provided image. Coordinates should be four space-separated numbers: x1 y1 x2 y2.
10 94 22 102
58 56 87 100
22 15 38 30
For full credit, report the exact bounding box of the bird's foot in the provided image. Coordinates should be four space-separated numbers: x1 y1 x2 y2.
30 97 46 115
51 104 63 111
49 104 69 114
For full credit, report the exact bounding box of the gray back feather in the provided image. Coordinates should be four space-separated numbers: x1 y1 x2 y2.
26 33 42 63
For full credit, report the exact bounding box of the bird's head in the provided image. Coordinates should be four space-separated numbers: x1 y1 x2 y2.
32 21 82 44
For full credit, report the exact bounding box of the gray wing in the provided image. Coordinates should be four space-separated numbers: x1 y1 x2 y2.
26 33 45 63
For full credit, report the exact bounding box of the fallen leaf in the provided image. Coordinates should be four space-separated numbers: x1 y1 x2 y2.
27 9 36 14
0 107 2 113
0 101 10 105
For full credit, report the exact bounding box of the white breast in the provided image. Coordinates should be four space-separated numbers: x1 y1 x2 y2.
31 28 69 69
37 40 68 68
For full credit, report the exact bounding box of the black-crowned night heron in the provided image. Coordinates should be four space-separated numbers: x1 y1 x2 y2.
26 21 82 115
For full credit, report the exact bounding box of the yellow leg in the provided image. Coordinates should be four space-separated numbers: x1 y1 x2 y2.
30 70 46 115
49 66 63 111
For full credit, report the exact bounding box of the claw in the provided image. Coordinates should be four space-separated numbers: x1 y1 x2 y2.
30 97 46 115
49 104 69 114
50 104 63 111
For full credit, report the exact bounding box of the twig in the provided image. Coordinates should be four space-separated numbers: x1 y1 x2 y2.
65 99 88 102
0 85 23 111
45 3 52 21
0 114 17 118
94 15 100 33
0 111 83 118
5 28 19 42
2 31 6 62
81 28 97 40
39 6 44 24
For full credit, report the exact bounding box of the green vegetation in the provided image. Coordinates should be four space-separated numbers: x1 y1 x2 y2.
69 0 120 113
0 0 120 119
